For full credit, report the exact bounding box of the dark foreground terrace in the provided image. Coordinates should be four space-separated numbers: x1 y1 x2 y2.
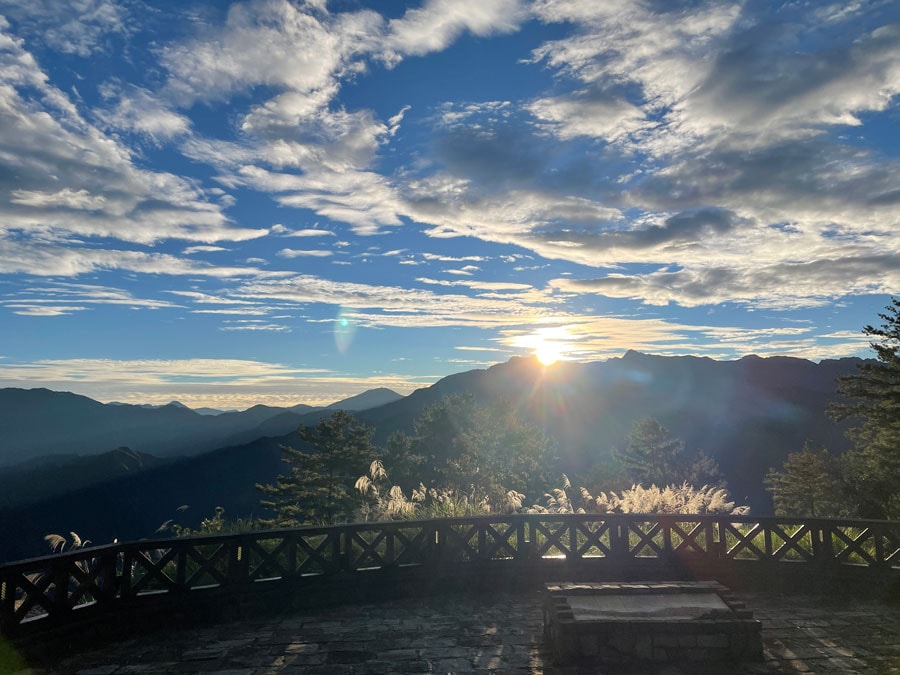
26 587 900 674
4 514 900 673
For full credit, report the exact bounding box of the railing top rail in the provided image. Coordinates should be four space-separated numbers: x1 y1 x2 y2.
2 513 899 572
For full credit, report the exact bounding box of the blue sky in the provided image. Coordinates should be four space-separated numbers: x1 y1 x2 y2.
0 0 898 409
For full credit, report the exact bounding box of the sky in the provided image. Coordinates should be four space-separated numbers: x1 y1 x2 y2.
0 0 898 409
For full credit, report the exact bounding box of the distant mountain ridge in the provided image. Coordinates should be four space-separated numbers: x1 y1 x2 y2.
326 387 403 411
0 353 867 563
0 387 403 468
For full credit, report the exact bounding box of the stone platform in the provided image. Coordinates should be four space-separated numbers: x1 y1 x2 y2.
10 588 900 674
543 582 762 664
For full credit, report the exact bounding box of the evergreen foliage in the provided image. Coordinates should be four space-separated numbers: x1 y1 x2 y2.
832 297 900 518
386 394 555 502
257 411 376 526
616 417 723 488
764 444 847 518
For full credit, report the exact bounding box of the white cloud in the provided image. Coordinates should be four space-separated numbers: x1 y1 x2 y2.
383 0 526 61
233 273 563 330
0 0 129 56
552 255 900 310
220 321 291 332
5 304 88 316
192 308 272 316
422 253 487 262
168 290 262 305
0 240 287 278
0 282 183 317
160 0 382 105
417 278 532 292
277 248 334 258
527 90 645 142
285 228 336 237
0 22 266 246
183 245 229 255
97 86 191 142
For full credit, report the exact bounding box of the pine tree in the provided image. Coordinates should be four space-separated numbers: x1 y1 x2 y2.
764 444 847 517
257 411 376 526
617 417 687 487
831 297 900 518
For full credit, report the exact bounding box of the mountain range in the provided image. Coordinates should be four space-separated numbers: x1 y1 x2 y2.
0 386 403 468
0 352 865 563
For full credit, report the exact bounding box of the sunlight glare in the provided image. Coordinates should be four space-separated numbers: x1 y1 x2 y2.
508 325 575 365
535 342 561 366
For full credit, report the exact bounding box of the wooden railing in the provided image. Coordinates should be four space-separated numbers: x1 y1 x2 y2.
3 513 900 636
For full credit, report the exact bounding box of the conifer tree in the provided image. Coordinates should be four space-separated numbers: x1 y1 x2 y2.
831 297 900 518
618 417 687 487
764 444 846 517
257 411 376 526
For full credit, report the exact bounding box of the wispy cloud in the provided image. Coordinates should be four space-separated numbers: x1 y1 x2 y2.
277 248 334 258
0 282 182 314
285 228 336 237
220 320 292 332
0 0 130 56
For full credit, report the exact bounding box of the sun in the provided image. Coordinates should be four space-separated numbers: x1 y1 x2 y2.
535 342 561 366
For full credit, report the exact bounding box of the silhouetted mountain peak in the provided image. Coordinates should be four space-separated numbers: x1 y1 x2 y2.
327 388 404 411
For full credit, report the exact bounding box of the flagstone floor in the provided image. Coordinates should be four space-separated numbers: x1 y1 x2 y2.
14 589 900 674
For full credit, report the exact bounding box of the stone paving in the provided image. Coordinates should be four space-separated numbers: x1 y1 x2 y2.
11 589 900 674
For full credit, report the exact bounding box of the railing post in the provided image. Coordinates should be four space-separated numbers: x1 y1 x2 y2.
385 527 395 565
175 546 187 591
478 523 487 561
874 523 886 564
712 518 725 561
610 517 629 563
286 533 297 578
341 528 353 571
517 516 531 561
433 521 444 566
96 551 119 602
52 560 70 618
0 576 14 630
815 521 834 566
227 538 248 584
120 551 133 598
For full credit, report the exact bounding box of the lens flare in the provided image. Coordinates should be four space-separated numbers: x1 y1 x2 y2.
334 308 357 354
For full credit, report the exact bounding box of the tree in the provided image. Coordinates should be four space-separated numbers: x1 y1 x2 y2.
410 394 480 487
257 411 376 526
764 444 847 517
453 399 555 502
831 297 900 518
617 418 687 487
386 394 555 504
613 417 724 491
422 395 554 499
378 430 426 492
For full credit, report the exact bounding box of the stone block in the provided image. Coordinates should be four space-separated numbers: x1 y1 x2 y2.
698 634 730 648
653 634 680 648
678 634 698 647
635 635 654 659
